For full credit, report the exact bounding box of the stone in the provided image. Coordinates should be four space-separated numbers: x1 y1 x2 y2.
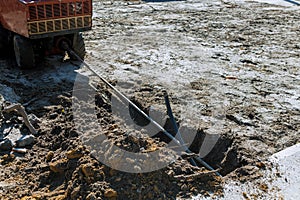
49 158 68 173
81 164 95 178
86 192 97 200
71 186 80 199
28 114 41 126
30 190 66 200
49 113 58 119
12 148 27 154
46 151 54 162
66 148 83 159
16 134 35 147
3 127 22 145
0 139 13 151
104 188 117 198
80 164 104 184
0 154 15 164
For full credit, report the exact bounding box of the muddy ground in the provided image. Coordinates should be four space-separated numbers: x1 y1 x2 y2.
0 0 300 199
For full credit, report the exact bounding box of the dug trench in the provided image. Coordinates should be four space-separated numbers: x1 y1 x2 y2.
0 58 253 199
120 85 243 176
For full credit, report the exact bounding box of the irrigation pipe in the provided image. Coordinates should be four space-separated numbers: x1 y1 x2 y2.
283 0 300 5
164 92 221 176
163 92 198 166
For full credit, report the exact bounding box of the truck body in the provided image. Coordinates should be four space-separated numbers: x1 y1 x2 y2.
0 0 93 68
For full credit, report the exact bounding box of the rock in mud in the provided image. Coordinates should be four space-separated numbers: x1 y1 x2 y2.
16 134 35 147
104 188 118 198
12 147 27 154
86 192 97 200
81 164 95 177
49 158 68 173
49 113 58 120
0 139 13 151
46 151 55 162
71 186 80 199
0 154 15 164
26 190 66 200
80 163 104 184
28 113 41 126
66 147 84 159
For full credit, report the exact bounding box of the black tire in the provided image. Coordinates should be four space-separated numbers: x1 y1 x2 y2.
72 32 86 60
0 26 9 54
13 35 35 69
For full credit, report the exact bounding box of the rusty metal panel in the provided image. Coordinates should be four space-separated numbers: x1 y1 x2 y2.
0 0 92 38
27 0 92 22
0 0 29 37
28 16 91 36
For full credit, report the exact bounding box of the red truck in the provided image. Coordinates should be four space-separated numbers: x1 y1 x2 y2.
0 0 92 68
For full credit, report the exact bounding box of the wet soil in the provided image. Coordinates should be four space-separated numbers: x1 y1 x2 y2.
1 0 300 199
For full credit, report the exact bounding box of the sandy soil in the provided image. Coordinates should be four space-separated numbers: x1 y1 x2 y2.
0 0 299 199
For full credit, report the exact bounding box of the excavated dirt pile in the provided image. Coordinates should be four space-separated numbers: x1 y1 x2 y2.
0 64 223 199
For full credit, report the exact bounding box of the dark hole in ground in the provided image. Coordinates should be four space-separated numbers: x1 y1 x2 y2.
128 98 151 127
127 106 243 175
152 117 178 142
189 130 242 175
155 119 242 176
95 89 242 176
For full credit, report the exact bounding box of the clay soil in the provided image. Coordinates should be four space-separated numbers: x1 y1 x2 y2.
0 0 300 199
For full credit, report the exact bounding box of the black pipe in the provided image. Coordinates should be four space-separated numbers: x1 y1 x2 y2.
284 0 300 5
164 92 221 176
163 92 198 166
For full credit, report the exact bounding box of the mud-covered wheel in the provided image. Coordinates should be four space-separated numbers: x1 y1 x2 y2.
13 35 35 69
72 32 85 60
0 26 9 54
